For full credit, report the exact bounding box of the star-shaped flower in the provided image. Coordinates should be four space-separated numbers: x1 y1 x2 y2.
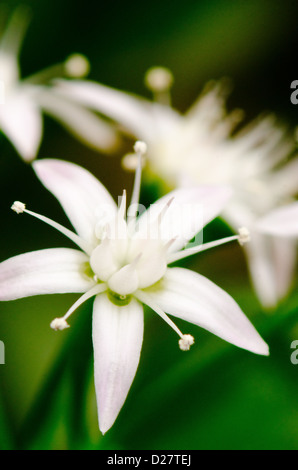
0 7 118 161
56 69 298 307
0 142 268 434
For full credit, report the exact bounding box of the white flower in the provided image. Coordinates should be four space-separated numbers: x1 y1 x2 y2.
0 144 269 434
256 202 298 238
55 71 298 307
0 7 118 161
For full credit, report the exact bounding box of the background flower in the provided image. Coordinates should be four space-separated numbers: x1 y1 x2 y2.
0 6 118 161
57 75 298 308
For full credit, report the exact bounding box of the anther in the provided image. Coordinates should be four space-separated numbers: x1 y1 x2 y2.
11 201 26 214
11 202 92 254
134 140 147 155
179 334 195 351
238 227 250 246
144 66 174 92
50 317 70 331
64 53 90 78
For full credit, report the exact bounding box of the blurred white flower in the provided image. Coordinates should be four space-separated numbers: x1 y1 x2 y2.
0 144 268 434
0 7 118 161
256 202 298 238
56 70 298 307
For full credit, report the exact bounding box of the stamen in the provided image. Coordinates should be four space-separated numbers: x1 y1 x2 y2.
128 141 147 221
24 54 89 85
238 227 250 246
64 53 90 78
167 234 239 264
179 334 195 351
50 283 107 330
144 66 174 105
50 318 70 331
133 141 147 155
11 201 26 214
11 201 93 255
24 63 67 85
135 289 186 340
168 227 251 264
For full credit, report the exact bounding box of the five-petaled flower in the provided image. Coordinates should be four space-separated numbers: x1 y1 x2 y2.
56 69 298 308
0 143 269 434
0 7 118 161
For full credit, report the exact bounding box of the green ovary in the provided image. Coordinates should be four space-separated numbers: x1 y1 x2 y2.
107 290 132 306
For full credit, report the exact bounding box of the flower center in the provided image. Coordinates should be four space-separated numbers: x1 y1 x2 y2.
107 290 132 306
89 232 168 297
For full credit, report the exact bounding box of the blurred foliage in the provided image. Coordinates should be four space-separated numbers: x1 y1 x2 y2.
0 0 298 450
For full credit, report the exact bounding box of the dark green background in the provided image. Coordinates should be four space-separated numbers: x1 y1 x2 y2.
0 0 297 450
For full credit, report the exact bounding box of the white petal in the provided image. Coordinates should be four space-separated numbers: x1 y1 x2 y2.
271 236 297 301
0 6 29 53
255 202 298 238
108 265 139 295
54 79 156 142
127 238 167 288
33 159 117 245
146 267 269 355
271 160 298 200
90 239 119 281
92 294 144 434
0 52 19 87
0 90 42 161
0 248 93 300
0 6 30 85
136 185 232 252
35 87 120 152
244 232 296 307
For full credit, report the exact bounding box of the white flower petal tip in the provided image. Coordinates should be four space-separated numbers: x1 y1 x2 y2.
238 227 251 246
11 201 26 214
133 140 147 155
144 66 174 92
50 317 70 331
179 334 195 351
64 54 90 78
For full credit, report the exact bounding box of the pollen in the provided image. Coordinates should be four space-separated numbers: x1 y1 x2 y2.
179 334 195 351
64 53 90 78
50 317 70 331
134 140 147 155
144 66 174 92
238 226 251 246
11 201 26 214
